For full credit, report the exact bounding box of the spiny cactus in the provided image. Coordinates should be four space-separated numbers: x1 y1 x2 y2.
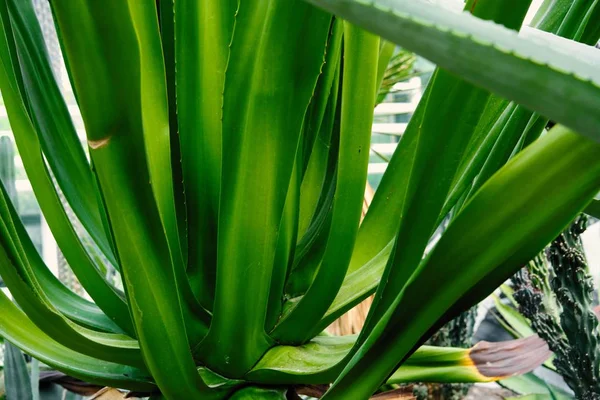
514 216 600 400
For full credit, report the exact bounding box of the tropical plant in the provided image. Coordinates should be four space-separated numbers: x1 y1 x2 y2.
510 216 600 400
0 0 599 399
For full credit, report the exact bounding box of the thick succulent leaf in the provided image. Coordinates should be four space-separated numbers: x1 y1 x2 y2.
247 335 549 385
4 0 116 265
358 0 533 340
4 342 33 400
287 91 340 297
246 335 355 384
464 107 536 201
299 19 343 179
271 22 378 344
303 0 600 142
2 179 125 334
49 2 212 397
198 0 331 376
0 3 134 336
157 0 188 271
126 2 202 337
345 107 418 276
0 185 144 368
0 290 155 392
440 97 513 222
266 157 301 330
296 68 340 244
313 239 393 333
324 126 600 398
388 336 551 384
359 69 492 338
267 21 342 329
442 0 600 222
130 0 212 348
317 0 596 333
175 0 237 311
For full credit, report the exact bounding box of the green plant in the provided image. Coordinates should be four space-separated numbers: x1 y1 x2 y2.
375 46 418 105
513 216 600 400
412 308 478 400
0 0 599 399
3 341 35 400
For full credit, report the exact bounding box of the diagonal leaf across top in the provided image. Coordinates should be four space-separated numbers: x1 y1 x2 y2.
304 0 600 141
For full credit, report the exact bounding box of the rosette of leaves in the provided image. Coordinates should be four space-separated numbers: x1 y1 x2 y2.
0 0 599 398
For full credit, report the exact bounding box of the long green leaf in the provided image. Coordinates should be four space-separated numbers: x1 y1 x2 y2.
266 155 301 330
4 342 32 400
158 0 189 280
0 185 144 368
314 0 598 331
127 0 209 347
299 19 343 179
0 290 155 392
442 0 600 223
0 1 134 336
175 0 237 311
49 2 212 397
324 125 600 398
197 1 331 376
304 0 600 142
2 178 125 334
359 0 533 341
247 335 549 385
287 87 340 297
271 22 378 344
5 0 116 265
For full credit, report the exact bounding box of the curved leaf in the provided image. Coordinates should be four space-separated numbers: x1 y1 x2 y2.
0 0 134 336
324 126 600 398
248 335 550 386
5 0 117 265
271 21 378 344
0 290 155 392
3 342 33 400
175 0 237 310
304 0 600 142
49 2 212 397
198 0 331 375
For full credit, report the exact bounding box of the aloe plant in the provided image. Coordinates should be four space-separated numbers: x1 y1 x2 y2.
0 0 599 398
